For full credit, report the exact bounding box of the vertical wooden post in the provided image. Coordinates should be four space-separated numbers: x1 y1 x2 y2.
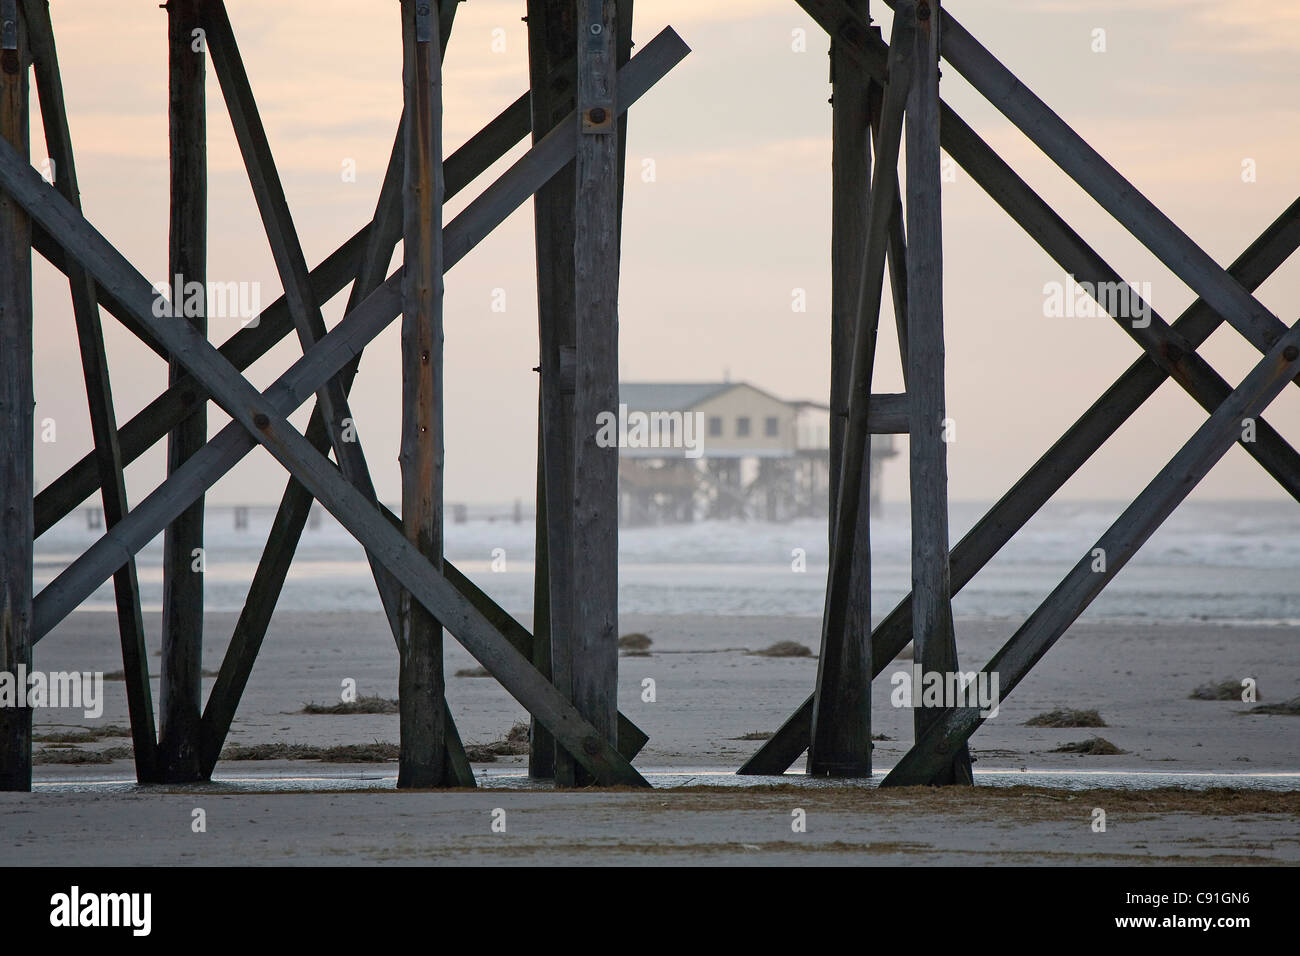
397 0 446 788
23 0 159 783
526 0 577 782
529 408 555 777
905 0 971 785
571 0 620 783
0 0 32 792
810 0 873 777
809 1 915 779
158 0 206 782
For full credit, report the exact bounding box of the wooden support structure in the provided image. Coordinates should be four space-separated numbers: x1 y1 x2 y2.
885 317 1300 784
397 0 447 788
809 0 901 778
926 3 1289 356
903 0 970 785
0 0 32 792
529 410 555 777
32 88 531 535
158 0 206 782
6 23 686 788
5 0 1295 796
812 0 873 778
741 199 1300 776
23 0 158 783
744 0 1300 781
525 0 577 781
570 0 622 784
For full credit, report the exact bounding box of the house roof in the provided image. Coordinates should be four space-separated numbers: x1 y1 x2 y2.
618 380 803 413
618 382 734 412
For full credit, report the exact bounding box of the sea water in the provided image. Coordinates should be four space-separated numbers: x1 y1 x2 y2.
34 499 1300 626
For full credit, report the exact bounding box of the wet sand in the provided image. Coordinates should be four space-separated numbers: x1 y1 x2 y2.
5 610 1297 864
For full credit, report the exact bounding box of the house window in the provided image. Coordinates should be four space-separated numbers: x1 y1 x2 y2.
736 416 751 437
708 416 723 437
764 416 779 437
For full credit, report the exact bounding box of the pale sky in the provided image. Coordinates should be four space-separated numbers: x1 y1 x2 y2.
26 0 1300 507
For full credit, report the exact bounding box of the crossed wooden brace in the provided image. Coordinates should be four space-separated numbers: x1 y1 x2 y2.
6 23 691 788
746 0 1300 781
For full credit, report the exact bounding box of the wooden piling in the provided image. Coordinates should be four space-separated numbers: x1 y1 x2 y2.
571 0 622 780
808 1 911 778
885 313 1300 785
905 0 971 785
33 88 530 538
397 0 447 788
740 199 1300 777
526 0 579 783
23 28 689 645
529 410 555 777
810 0 874 777
158 0 206 782
23 0 158 782
0 0 31 792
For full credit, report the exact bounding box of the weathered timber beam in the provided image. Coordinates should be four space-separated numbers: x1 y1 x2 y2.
0 0 33 792
0 149 645 790
801 0 1300 389
33 87 531 537
200 6 473 785
441 558 647 761
902 0 971 785
12 28 688 785
738 197 1300 775
819 0 873 777
526 0 578 781
157 0 207 783
569 0 621 786
866 393 907 433
937 106 1300 501
396 0 448 788
202 0 409 635
908 1 1291 359
883 315 1300 785
27 26 687 641
808 2 912 778
22 0 158 781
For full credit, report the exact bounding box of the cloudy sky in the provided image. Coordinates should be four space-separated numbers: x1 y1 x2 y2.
27 0 1300 507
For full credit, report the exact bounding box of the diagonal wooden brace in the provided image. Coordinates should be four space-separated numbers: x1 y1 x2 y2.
739 197 1300 775
33 88 532 536
883 314 1300 785
912 1 1293 360
8 27 689 786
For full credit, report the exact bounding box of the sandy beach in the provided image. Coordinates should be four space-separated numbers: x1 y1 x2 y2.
4 609 1295 865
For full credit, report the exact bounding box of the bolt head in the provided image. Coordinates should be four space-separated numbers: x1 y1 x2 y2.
1284 345 1299 362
